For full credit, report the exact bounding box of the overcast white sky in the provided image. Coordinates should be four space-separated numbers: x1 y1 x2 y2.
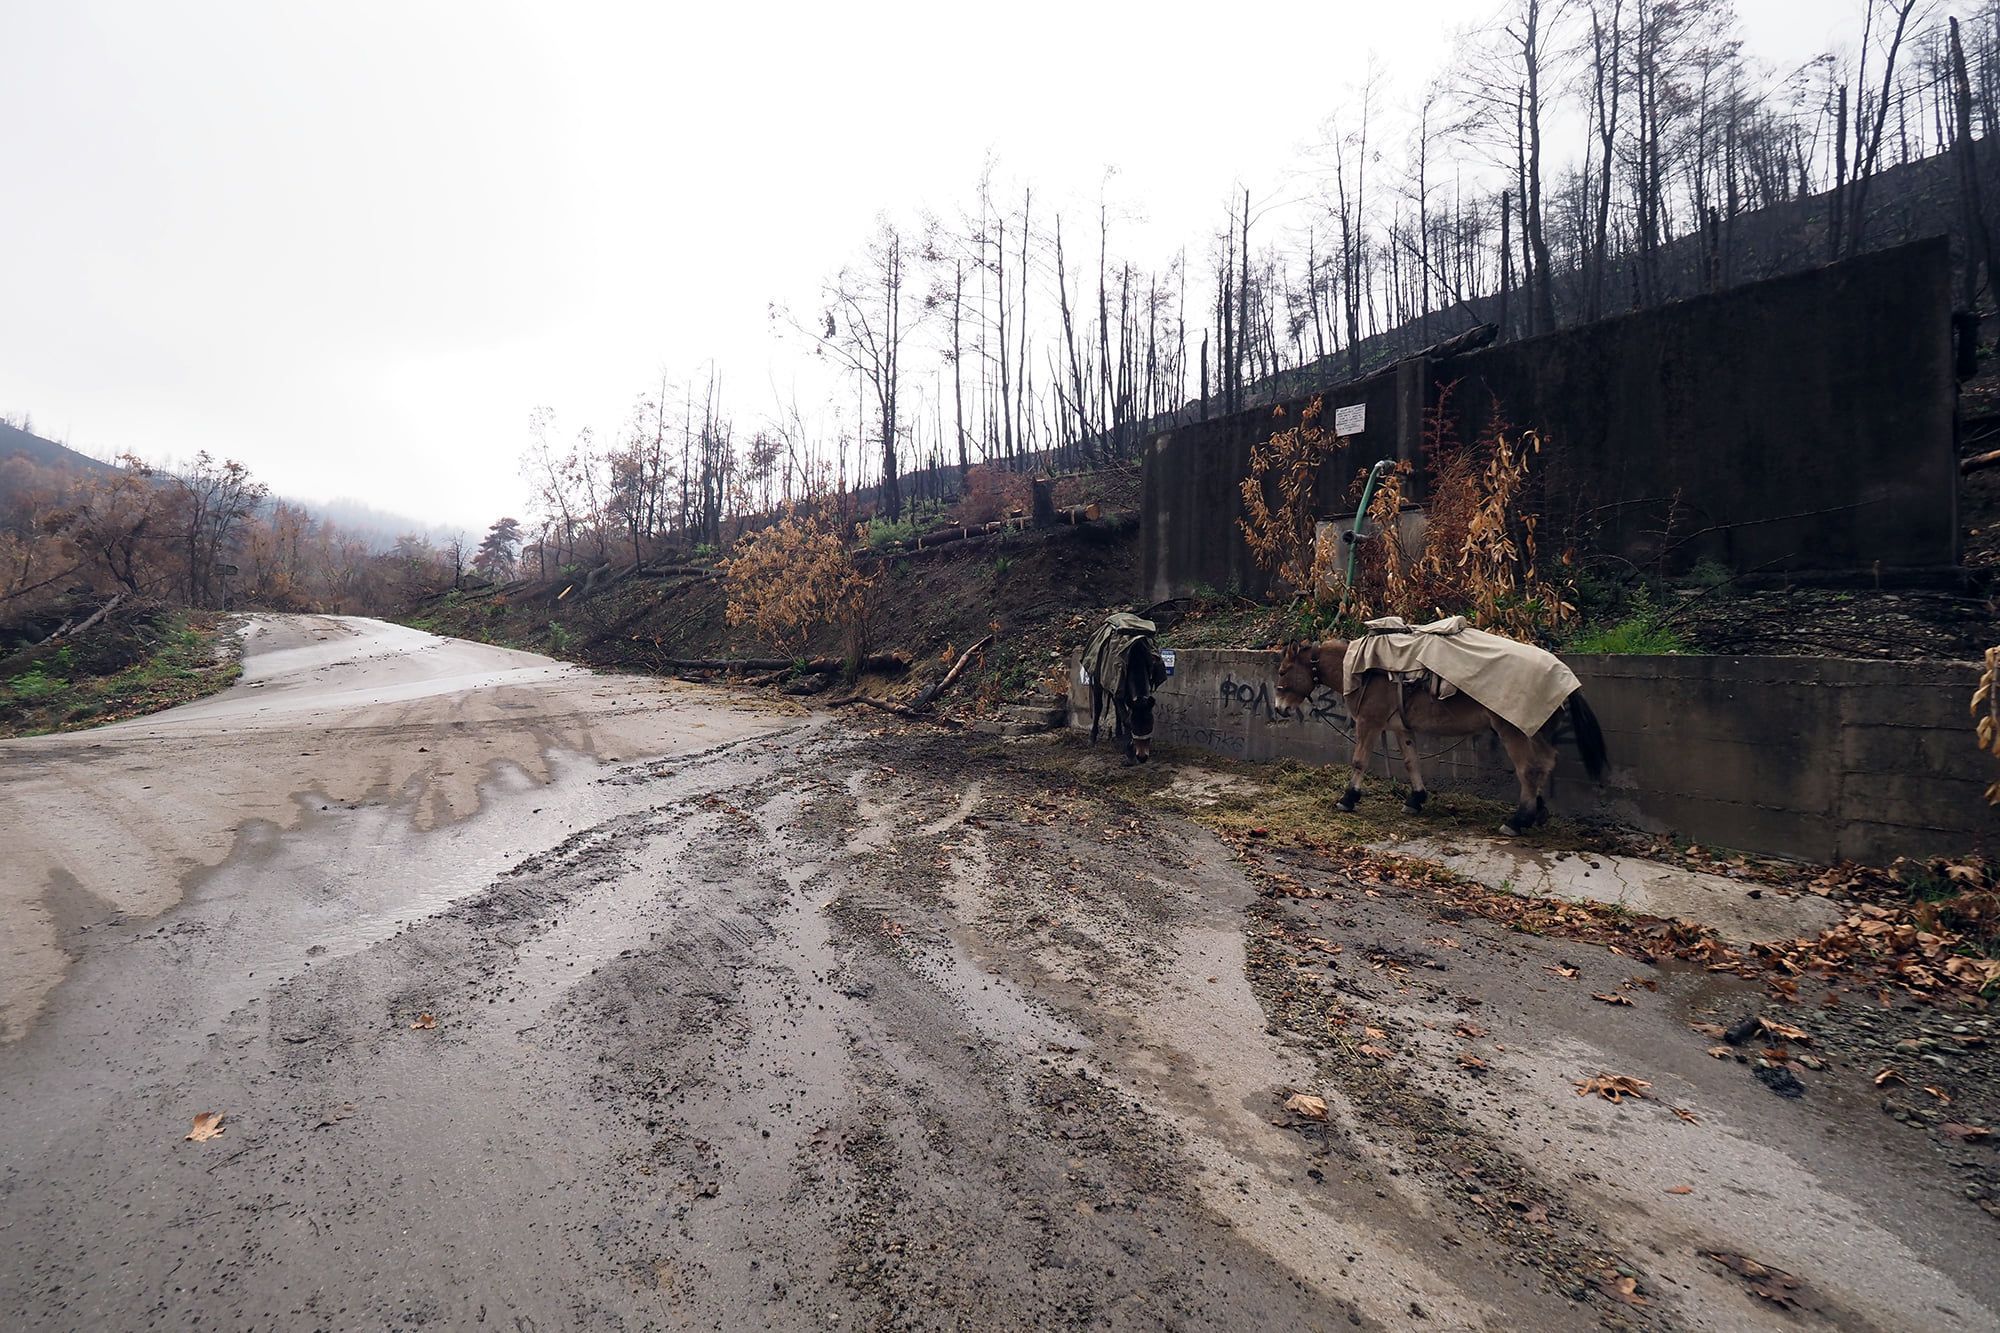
0 1 1865 533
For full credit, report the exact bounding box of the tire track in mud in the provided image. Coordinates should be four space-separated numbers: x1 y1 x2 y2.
7 716 1656 1330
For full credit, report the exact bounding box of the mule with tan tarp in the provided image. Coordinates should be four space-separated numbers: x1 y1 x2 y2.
1271 616 1607 834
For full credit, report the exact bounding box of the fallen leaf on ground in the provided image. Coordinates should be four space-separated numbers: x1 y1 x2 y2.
1507 1198 1549 1224
1596 1273 1648 1307
312 1103 358 1130
1458 1052 1491 1071
1357 1044 1395 1060
1455 1023 1489 1039
410 1013 437 1030
1758 1017 1810 1043
1690 1022 1727 1038
1672 1106 1700 1124
1284 1092 1329 1120
1666 1184 1694 1194
1940 1123 1992 1143
185 1112 225 1142
1701 1250 1803 1309
1363 1026 1387 1040
1874 1066 1904 1086
1592 992 1635 1006
1575 1073 1651 1103
1923 1086 1953 1104
1706 1045 1734 1059
1543 965 1580 979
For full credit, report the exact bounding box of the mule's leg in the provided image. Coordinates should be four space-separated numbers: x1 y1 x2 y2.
1338 715 1380 812
1493 722 1541 834
1529 736 1559 825
1395 728 1429 815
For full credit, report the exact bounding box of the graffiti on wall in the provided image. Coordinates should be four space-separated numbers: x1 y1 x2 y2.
1216 675 1349 728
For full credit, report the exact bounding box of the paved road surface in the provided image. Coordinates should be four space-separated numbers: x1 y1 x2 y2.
2 616 1994 1331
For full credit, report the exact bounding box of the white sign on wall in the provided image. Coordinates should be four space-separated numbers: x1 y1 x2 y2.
1334 402 1367 436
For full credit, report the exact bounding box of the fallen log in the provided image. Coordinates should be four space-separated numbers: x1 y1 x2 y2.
656 652 910 676
1414 322 1499 361
632 565 724 580
855 511 1134 566
910 633 992 712
35 592 124 647
1963 447 2000 475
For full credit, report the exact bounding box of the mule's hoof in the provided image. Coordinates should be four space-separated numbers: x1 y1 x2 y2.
1337 792 1361 813
1533 797 1551 826
1403 791 1429 816
1496 822 1522 837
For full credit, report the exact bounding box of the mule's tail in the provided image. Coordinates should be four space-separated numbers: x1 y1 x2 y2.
1568 691 1608 783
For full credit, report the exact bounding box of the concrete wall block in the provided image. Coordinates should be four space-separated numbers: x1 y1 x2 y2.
1143 240 1956 595
1071 645 1997 863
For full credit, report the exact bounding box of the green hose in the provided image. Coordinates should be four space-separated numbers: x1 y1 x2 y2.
1343 458 1395 592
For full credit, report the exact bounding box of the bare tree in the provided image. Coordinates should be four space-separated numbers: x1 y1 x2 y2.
808 218 919 521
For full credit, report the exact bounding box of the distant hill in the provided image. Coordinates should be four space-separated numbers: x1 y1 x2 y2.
0 422 118 476
0 421 452 551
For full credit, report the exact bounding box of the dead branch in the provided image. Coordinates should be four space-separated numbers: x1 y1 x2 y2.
910 633 992 711
1962 448 2000 476
825 695 964 728
34 592 124 647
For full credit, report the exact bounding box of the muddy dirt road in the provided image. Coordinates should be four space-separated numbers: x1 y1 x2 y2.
2 616 1994 1331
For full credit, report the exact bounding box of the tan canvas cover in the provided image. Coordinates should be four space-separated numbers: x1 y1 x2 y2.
1343 615 1580 735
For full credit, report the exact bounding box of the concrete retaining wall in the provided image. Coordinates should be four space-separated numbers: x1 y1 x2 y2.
1140 239 1959 602
1069 648 2000 865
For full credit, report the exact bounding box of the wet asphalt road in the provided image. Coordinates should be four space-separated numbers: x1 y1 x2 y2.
2 616 1996 1332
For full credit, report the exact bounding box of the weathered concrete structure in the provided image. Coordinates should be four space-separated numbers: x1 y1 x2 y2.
1141 239 1960 602
1071 647 1999 865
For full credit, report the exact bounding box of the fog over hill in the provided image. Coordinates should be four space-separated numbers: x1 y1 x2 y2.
0 418 458 552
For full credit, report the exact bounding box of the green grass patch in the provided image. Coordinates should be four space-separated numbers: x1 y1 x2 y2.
0 611 243 739
1565 613 1689 655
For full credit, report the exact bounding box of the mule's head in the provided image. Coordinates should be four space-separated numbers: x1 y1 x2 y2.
1272 640 1322 716
1126 693 1156 760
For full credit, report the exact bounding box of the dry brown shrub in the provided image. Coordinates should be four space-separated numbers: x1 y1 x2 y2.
1327 387 1574 640
958 465 1031 527
1239 398 1347 595
720 508 876 661
1978 647 2000 805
